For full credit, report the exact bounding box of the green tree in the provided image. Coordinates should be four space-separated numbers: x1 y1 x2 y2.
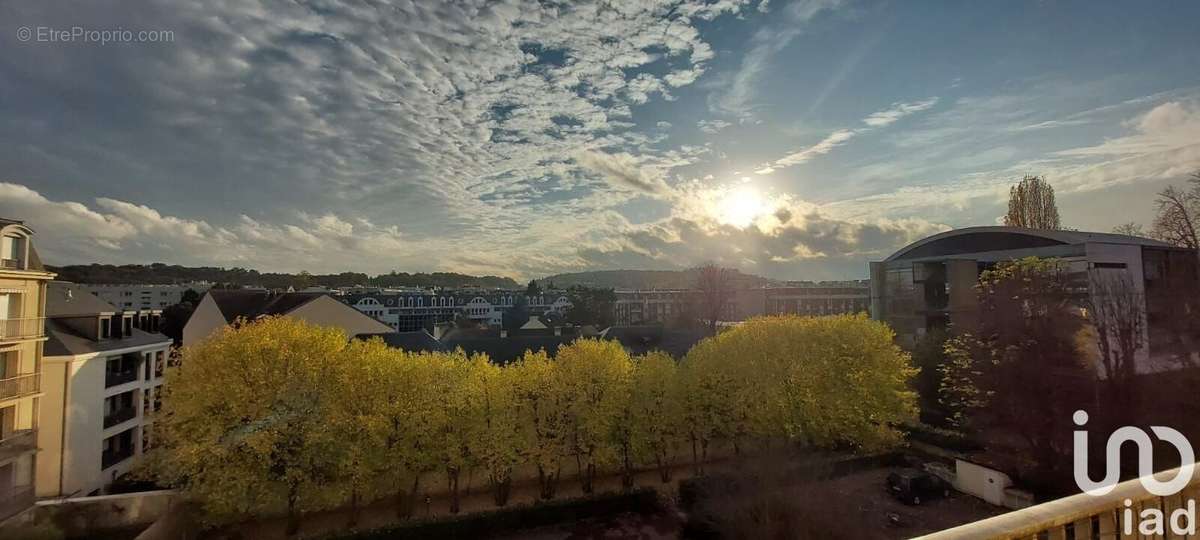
940 258 1095 492
564 287 616 328
180 288 202 305
526 279 541 296
501 295 530 333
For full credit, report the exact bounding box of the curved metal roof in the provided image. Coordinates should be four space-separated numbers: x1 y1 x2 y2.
885 226 1175 262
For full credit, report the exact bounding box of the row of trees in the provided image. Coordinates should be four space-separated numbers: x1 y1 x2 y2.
149 314 917 534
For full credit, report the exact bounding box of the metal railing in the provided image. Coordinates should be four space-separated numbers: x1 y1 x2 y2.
103 406 137 429
0 258 20 270
0 429 36 462
915 464 1200 540
101 447 134 470
0 317 44 341
0 484 34 521
105 367 138 388
0 372 39 401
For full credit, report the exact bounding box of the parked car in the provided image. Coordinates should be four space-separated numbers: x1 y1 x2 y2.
887 469 951 505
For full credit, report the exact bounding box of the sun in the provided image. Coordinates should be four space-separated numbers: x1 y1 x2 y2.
716 187 767 228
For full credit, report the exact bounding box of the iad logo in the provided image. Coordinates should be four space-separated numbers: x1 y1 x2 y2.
1073 410 1197 536
1072 410 1194 496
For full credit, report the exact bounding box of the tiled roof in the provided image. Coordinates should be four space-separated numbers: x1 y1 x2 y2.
44 319 170 356
356 330 444 353
207 290 325 323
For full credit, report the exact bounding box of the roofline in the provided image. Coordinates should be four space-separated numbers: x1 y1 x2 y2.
884 226 1178 262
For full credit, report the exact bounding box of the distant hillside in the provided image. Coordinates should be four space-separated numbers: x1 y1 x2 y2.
48 263 521 290
537 269 779 290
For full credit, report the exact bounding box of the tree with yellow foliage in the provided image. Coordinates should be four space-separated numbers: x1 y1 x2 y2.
465 356 523 506
508 349 570 500
627 351 684 483
682 315 917 456
327 337 391 526
426 350 477 514
554 339 633 494
153 317 350 536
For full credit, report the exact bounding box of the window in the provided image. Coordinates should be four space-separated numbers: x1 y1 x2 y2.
100 317 112 339
103 391 137 428
101 428 136 469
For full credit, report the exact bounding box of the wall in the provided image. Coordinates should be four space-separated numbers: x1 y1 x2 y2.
953 459 1012 507
34 490 178 537
289 295 393 336
181 294 227 346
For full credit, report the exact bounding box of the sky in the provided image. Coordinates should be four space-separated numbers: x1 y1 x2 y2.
1 1 1198 281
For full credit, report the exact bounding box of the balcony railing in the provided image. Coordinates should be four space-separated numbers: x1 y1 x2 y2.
103 406 137 429
0 317 44 341
0 372 39 401
0 258 21 270
916 464 1200 540
105 368 138 388
101 446 134 470
0 429 36 462
0 484 34 521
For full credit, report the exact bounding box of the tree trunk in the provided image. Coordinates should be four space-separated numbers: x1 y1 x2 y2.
537 464 559 500
621 443 634 491
348 487 360 528
691 435 700 476
581 461 596 494
396 474 420 519
493 475 512 507
285 484 301 537
657 453 672 483
447 468 461 514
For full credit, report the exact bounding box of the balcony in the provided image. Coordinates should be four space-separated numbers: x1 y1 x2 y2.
103 406 137 429
0 317 44 342
0 372 39 401
916 464 1200 539
0 429 36 462
0 484 34 521
0 258 21 270
101 445 135 470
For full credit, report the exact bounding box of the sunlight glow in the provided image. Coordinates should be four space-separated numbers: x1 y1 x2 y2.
716 187 767 228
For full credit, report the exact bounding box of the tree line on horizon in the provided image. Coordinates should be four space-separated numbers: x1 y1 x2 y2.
48 263 523 290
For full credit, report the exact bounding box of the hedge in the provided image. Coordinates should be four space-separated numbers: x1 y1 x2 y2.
324 488 663 539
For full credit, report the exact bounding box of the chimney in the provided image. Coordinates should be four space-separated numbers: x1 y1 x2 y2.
554 326 561 336
500 329 508 338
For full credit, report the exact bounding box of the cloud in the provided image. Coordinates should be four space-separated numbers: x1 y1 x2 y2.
574 151 673 195
0 182 412 273
575 185 948 279
710 0 843 118
757 97 938 174
697 119 732 134
862 98 941 127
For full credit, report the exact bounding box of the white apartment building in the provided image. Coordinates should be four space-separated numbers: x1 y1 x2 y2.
342 291 573 331
84 283 211 311
37 282 171 497
0 219 55 521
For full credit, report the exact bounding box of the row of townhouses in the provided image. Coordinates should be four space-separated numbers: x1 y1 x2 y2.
340 291 573 331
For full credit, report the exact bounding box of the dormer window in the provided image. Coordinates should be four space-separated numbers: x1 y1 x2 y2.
0 234 25 270
100 317 112 339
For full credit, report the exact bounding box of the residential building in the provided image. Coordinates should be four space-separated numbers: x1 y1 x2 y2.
764 280 870 317
615 283 865 326
340 291 572 332
83 283 212 311
869 226 1195 366
0 219 55 521
37 282 172 497
183 290 392 345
